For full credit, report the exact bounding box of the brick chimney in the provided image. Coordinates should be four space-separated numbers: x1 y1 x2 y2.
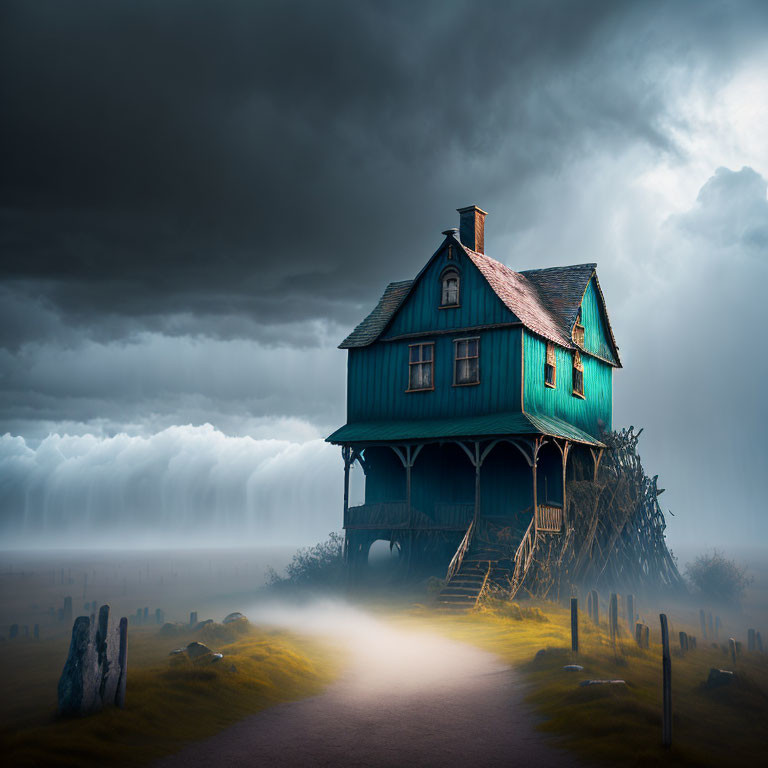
457 205 487 254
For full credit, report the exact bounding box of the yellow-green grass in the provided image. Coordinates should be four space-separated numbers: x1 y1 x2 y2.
408 600 768 766
1 620 337 767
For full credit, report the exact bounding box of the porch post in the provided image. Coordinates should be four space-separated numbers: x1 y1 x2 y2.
532 436 543 533
562 440 572 530
473 441 481 523
342 445 352 564
589 447 605 484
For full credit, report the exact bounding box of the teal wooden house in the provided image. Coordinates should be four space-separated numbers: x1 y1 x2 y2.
327 206 621 600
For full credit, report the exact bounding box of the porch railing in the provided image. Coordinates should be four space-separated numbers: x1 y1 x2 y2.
535 504 563 533
509 517 537 600
345 502 474 530
445 517 476 583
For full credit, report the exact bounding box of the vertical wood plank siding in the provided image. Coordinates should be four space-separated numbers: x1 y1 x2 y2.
348 327 522 422
581 278 618 364
383 245 518 337
523 330 612 438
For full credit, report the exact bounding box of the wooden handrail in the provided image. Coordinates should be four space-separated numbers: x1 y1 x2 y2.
446 517 475 582
509 517 537 599
475 560 493 608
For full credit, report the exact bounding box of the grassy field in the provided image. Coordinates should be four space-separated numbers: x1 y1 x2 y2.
410 598 768 766
1 619 337 767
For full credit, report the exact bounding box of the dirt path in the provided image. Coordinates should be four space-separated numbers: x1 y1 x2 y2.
155 602 583 768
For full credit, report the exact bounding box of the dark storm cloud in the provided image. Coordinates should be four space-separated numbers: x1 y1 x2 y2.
5 0 766 345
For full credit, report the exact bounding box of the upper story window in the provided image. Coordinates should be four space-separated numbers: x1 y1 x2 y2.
574 307 585 346
454 337 479 386
545 343 556 388
407 343 434 392
440 268 460 307
572 349 584 399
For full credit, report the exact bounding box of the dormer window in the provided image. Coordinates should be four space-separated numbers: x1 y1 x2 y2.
572 350 584 399
440 268 460 307
545 343 556 388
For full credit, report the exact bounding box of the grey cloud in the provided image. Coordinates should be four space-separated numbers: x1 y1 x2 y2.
4 0 767 346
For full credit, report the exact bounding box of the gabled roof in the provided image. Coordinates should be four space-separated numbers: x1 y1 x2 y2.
519 263 597 345
340 280 413 349
339 234 620 366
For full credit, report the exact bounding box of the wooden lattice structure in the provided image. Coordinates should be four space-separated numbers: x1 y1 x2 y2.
493 426 685 601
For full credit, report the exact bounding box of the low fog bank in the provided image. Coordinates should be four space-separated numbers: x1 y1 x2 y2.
0 425 341 548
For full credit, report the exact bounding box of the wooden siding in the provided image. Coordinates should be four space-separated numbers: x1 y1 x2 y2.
383 244 518 338
523 330 612 438
347 327 523 422
580 278 618 365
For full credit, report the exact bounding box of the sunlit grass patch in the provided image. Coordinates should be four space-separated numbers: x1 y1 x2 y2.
1 623 337 768
414 600 768 766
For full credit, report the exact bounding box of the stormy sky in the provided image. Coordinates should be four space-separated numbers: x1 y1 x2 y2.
2 0 768 552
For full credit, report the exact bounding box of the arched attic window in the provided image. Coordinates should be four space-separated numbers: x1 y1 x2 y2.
440 267 460 307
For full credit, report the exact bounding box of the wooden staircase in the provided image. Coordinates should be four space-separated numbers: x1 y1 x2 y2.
435 518 538 613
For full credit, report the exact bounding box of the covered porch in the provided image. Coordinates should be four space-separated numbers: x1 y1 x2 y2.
328 412 605 572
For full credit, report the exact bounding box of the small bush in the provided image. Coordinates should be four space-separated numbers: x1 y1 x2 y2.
267 532 345 589
685 550 751 604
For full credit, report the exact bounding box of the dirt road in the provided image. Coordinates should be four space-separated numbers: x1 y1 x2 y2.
155 602 582 768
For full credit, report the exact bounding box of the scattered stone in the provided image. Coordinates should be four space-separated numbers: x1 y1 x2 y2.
193 619 214 631
186 641 213 659
228 665 237 674
706 668 735 688
534 649 547 660
579 679 626 687
169 648 185 655
211 653 224 662
562 664 583 671
223 612 245 624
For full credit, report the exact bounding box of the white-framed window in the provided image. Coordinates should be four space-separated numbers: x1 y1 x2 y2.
440 269 460 307
545 342 556 388
407 343 434 392
454 337 480 386
572 349 584 398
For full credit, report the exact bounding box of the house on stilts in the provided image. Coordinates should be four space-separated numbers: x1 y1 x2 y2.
327 205 621 608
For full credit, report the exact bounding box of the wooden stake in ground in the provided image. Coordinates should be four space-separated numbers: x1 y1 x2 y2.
729 638 737 664
609 593 618 643
571 598 579 652
660 613 672 748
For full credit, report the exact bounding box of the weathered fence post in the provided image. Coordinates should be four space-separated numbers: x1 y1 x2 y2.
689 635 696 649
116 617 127 709
626 594 634 632
678 631 688 653
609 593 618 642
660 613 672 748
729 637 737 664
635 622 646 647
571 598 579 652
643 624 650 649
190 611 198 626
699 609 707 640
748 629 756 652
587 592 594 623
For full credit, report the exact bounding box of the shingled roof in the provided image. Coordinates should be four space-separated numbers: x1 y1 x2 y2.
339 280 413 349
339 235 619 366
